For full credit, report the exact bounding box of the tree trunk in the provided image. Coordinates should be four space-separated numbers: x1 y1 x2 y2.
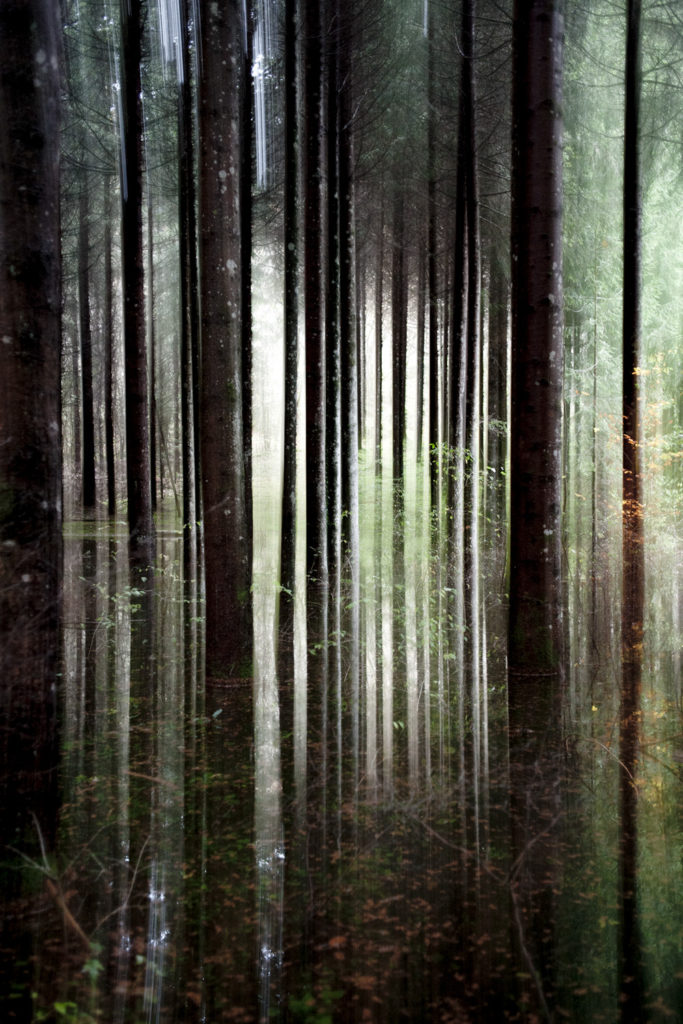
508 0 565 681
338 0 359 563
325 0 340 583
447 118 467 591
103 177 116 517
241 4 254 575
147 188 157 513
416 241 426 463
0 0 62 839
375 199 384 477
178 0 197 557
120 0 154 559
619 0 645 1014
199 0 253 678
280 0 299 657
427 0 440 513
303 0 327 587
391 187 407 493
461 0 481 691
78 178 96 514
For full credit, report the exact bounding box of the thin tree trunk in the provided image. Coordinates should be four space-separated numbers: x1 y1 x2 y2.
375 199 383 477
325 0 340 582
391 187 407 493
619 0 645 1014
416 240 426 464
242 4 254 573
103 177 116 517
79 178 96 514
462 0 481 683
339 0 358 561
447 129 467 590
120 0 154 558
427 0 439 513
147 189 157 513
280 0 299 654
303 0 327 587
178 0 197 555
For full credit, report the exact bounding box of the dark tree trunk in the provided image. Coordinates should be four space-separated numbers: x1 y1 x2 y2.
178 0 198 557
0 0 62 840
120 0 154 559
325 0 340 583
427 2 440 513
356 258 365 450
416 241 426 463
280 0 299 657
147 189 157 513
619 0 645 1015
241 4 254 573
177 0 202 543
391 187 407 492
486 255 508 575
303 0 327 587
338 0 359 561
447 115 467 587
78 179 96 514
461 0 481 669
199 0 252 678
508 0 565 682
103 177 116 517
374 199 384 477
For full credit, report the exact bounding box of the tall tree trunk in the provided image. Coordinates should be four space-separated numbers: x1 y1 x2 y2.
462 0 481 686
241 4 254 574
486 255 507 560
427 0 440 514
147 189 157 513
280 0 299 657
375 199 384 477
508 0 565 681
120 0 154 559
416 241 426 463
103 177 116 517
619 0 645 1014
325 0 340 583
0 0 62 839
391 187 407 495
447 121 467 592
303 0 327 587
178 0 197 558
338 0 359 562
79 177 96 514
199 0 253 678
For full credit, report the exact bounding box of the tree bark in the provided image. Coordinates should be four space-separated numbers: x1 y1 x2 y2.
78 177 96 514
199 0 253 678
338 0 359 563
325 0 340 583
508 0 565 681
303 0 327 587
0 0 62 837
178 0 197 556
391 187 407 492
619 0 645 1014
147 188 157 513
427 0 440 512
103 177 116 517
120 0 154 559
280 0 299 655
241 4 254 575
